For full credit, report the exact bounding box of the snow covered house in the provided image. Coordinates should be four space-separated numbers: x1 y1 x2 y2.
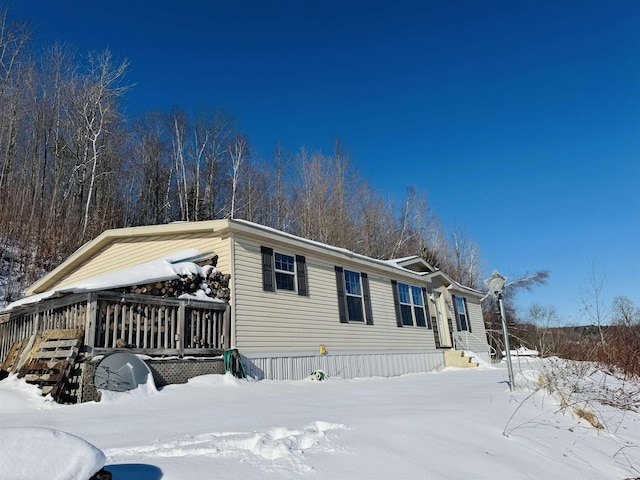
1 219 491 383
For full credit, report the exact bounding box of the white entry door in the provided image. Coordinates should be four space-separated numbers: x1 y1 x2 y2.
432 293 452 348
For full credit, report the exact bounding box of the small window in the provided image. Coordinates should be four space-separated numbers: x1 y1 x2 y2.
262 247 308 295
274 252 295 291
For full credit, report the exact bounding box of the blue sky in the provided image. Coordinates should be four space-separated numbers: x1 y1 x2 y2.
13 1 639 323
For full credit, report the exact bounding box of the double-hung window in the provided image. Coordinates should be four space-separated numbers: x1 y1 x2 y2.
411 285 428 327
395 282 428 327
335 266 373 324
274 252 295 291
260 246 308 296
344 269 365 322
453 295 470 332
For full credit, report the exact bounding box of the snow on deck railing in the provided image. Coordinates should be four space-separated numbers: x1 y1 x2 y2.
0 291 230 364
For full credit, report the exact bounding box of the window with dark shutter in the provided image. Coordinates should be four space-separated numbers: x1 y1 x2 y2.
391 280 403 327
336 267 372 324
422 287 432 329
464 297 471 333
393 281 428 327
261 246 275 292
344 269 364 322
335 267 348 323
295 255 308 296
262 247 309 295
361 272 373 325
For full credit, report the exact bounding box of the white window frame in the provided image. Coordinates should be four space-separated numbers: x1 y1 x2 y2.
455 295 469 331
274 251 296 292
344 269 365 322
398 282 428 327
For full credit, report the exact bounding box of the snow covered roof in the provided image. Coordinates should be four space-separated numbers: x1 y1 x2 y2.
382 255 436 273
4 249 220 312
22 218 483 302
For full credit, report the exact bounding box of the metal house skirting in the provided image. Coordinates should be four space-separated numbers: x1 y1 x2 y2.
242 351 447 381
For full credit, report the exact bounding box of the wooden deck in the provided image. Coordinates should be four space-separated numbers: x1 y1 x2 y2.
1 291 231 364
0 291 231 402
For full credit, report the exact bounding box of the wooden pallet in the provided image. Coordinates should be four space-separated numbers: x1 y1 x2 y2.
1 340 24 372
17 329 84 402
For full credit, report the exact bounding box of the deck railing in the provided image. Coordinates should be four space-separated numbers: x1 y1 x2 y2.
0 291 230 363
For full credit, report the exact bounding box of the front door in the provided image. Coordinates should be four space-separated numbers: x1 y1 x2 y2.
433 293 452 348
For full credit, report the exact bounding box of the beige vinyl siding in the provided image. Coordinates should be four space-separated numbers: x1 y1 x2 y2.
447 293 490 353
461 297 490 352
54 234 231 291
232 236 437 354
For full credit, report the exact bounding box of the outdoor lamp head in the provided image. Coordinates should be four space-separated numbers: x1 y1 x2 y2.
485 270 507 298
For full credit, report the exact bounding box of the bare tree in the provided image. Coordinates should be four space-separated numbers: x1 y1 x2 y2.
199 109 232 220
270 143 292 231
579 261 609 346
611 296 640 327
227 133 249 219
443 225 483 289
169 108 190 220
75 49 129 237
525 303 560 357
352 183 398 259
0 6 30 191
125 111 172 225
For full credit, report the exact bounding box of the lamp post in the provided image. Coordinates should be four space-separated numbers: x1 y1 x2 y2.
485 270 515 391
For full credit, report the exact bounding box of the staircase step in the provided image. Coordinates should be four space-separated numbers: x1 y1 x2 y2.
444 350 479 368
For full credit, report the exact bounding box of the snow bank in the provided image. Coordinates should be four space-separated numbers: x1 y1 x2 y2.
0 427 105 480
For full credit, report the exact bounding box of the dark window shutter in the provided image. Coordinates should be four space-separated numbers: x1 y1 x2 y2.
361 272 373 325
452 294 462 331
422 287 432 329
335 266 348 323
295 255 308 296
391 280 402 327
464 297 471 333
261 246 274 292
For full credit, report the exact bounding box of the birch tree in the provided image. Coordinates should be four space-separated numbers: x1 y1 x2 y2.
169 108 190 221
228 133 249 219
0 7 30 191
75 49 129 238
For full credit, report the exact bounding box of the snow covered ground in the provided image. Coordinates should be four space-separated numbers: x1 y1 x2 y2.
1 358 639 480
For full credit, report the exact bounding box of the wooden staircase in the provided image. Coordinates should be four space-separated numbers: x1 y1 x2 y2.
444 350 479 368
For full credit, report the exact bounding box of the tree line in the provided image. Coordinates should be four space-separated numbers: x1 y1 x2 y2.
0 8 483 301
3 8 637 379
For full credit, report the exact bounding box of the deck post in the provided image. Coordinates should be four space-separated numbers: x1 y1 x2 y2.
85 292 98 353
34 308 41 337
177 301 185 357
223 304 231 350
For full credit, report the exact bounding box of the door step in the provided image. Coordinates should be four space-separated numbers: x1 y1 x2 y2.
444 350 479 368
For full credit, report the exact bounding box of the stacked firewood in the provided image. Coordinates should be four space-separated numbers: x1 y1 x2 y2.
124 268 231 303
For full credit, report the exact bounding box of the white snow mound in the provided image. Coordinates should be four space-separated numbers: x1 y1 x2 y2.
0 426 105 480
